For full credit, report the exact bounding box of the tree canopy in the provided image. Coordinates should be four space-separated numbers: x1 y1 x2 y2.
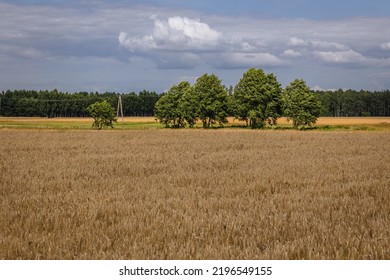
86 100 117 130
193 74 229 128
282 79 322 128
154 74 229 128
232 68 282 128
154 81 191 128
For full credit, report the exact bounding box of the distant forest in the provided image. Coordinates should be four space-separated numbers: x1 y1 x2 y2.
0 90 159 118
1 88 390 117
313 89 390 117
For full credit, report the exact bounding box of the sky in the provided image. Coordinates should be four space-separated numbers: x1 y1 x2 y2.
1 0 390 93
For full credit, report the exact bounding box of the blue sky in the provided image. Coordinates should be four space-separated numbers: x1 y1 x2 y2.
1 0 390 92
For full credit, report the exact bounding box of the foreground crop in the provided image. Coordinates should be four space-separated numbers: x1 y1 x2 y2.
1 130 389 259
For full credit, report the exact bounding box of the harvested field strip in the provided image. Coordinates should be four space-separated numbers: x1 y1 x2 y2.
1 117 390 130
0 130 389 259
314 117 390 125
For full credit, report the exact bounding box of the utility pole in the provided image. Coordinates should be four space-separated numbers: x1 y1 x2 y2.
117 94 124 123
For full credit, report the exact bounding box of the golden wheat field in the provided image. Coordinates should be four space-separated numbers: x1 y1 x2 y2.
0 129 389 260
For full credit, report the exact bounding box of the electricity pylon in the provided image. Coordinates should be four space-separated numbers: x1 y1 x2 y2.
116 94 124 123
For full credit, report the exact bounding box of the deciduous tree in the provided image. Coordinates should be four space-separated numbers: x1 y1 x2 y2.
86 100 117 129
232 68 282 128
282 79 322 129
193 74 228 128
154 81 191 128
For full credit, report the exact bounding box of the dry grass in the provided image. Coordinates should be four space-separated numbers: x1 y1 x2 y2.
314 117 390 125
2 116 390 126
0 117 94 123
0 117 161 130
0 117 156 123
0 129 389 260
234 117 390 126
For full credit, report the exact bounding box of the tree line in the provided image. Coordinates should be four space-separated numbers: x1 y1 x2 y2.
314 89 390 117
0 89 159 118
1 69 390 120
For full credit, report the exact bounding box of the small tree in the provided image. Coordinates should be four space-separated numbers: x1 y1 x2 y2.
86 100 117 130
282 79 322 129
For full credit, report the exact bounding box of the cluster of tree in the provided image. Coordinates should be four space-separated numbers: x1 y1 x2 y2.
154 74 229 128
314 89 390 117
0 89 159 117
155 69 322 129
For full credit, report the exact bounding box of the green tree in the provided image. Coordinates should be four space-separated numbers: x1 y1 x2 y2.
86 100 117 130
232 68 282 128
180 86 199 128
139 90 160 116
193 74 228 128
282 79 322 129
154 81 191 128
123 93 142 116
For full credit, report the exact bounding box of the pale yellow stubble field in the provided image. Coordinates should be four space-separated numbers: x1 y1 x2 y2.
0 129 389 259
1 116 390 125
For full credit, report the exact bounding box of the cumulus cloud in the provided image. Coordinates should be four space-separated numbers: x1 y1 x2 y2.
119 32 155 52
287 37 347 51
380 42 390 50
157 16 220 43
287 37 306 47
313 49 367 64
311 85 338 92
282 49 302 57
119 16 221 52
119 16 284 69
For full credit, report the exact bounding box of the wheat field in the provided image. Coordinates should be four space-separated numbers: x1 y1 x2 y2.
0 129 389 259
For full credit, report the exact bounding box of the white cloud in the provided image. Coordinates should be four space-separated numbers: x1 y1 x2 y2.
282 49 302 57
380 42 390 50
287 37 306 47
313 49 367 64
119 16 221 52
287 37 347 51
119 16 285 69
119 32 156 52
311 85 338 92
163 16 220 42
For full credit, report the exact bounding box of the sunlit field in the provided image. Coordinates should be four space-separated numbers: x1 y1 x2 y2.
0 117 160 130
313 117 390 125
1 129 389 259
1 117 390 130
